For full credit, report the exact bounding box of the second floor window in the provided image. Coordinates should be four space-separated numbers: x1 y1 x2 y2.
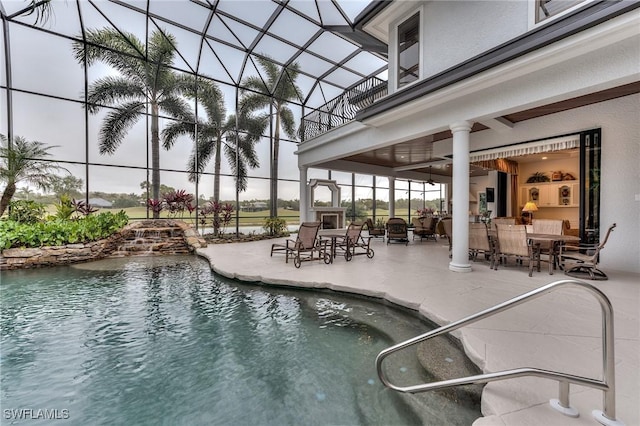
397 13 420 88
536 0 586 23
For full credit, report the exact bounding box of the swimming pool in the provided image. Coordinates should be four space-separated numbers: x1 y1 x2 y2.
1 256 481 425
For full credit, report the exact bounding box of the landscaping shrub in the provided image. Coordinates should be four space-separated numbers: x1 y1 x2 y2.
6 200 45 224
0 210 129 249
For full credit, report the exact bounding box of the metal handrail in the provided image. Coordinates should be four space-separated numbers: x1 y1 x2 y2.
375 280 625 426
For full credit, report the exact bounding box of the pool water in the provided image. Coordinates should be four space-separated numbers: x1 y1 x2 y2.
1 256 481 425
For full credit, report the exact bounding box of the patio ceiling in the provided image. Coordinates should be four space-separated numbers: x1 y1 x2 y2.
338 81 640 179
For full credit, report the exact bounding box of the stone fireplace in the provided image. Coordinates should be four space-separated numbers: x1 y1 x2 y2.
308 179 346 230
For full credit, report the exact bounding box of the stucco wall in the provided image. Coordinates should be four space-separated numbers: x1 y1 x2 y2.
422 1 528 77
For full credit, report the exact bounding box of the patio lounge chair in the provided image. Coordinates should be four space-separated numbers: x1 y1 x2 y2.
386 218 408 245
333 222 374 261
364 218 385 240
270 221 330 268
412 217 437 242
560 223 616 280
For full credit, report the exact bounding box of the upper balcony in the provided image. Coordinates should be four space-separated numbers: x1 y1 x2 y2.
300 76 388 142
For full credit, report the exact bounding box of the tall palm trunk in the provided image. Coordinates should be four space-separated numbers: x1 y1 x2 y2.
0 180 16 217
213 134 222 235
272 110 281 218
151 102 161 218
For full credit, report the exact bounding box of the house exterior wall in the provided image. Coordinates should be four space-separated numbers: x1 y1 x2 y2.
421 1 528 78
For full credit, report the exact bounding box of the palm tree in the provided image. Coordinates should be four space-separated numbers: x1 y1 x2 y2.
162 79 267 203
240 56 302 218
0 135 67 217
8 0 53 25
72 28 193 217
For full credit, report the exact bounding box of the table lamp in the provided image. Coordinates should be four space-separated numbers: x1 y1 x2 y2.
522 201 538 225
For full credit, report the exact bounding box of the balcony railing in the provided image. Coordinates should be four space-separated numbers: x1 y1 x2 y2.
300 76 388 141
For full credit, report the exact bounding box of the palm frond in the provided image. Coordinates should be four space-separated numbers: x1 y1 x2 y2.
85 76 146 113
279 107 297 140
98 102 146 155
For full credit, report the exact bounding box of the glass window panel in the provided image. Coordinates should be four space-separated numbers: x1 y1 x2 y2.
343 52 387 77
398 13 420 88
376 176 389 189
537 0 585 23
81 1 147 44
278 180 299 208
269 9 319 47
88 165 148 207
10 26 84 99
287 0 321 23
88 107 147 167
315 81 343 103
150 21 202 73
307 32 357 61
149 0 210 32
218 15 261 49
241 177 270 203
337 1 370 21
46 163 87 199
295 52 335 77
255 35 300 65
355 174 373 187
0 90 7 136
206 40 246 83
12 1 81 38
323 67 362 90
316 2 349 26
158 169 197 197
331 171 352 185
12 92 85 163
216 1 278 30
206 15 245 49
0 25 5 86
278 141 299 180
159 124 194 174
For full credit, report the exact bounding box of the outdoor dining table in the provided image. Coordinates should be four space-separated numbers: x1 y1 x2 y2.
320 232 347 264
527 233 581 274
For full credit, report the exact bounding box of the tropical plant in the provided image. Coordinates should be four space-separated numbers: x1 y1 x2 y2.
6 200 45 224
0 134 68 217
199 201 234 236
0 210 129 249
162 189 195 219
162 79 266 201
9 0 53 25
72 198 99 216
72 28 194 217
263 217 288 237
240 55 302 218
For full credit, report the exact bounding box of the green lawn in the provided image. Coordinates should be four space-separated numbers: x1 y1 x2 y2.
40 205 415 229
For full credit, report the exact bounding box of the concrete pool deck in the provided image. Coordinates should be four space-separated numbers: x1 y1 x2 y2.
197 236 639 426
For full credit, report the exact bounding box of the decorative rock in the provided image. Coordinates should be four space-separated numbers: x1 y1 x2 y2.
0 219 206 270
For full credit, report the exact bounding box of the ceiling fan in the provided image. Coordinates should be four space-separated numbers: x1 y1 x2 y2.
427 166 435 185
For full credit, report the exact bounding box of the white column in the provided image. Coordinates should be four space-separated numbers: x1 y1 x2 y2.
450 121 472 272
299 166 308 223
388 177 395 218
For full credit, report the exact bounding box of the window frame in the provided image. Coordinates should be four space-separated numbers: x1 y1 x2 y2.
530 0 591 27
395 10 422 91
